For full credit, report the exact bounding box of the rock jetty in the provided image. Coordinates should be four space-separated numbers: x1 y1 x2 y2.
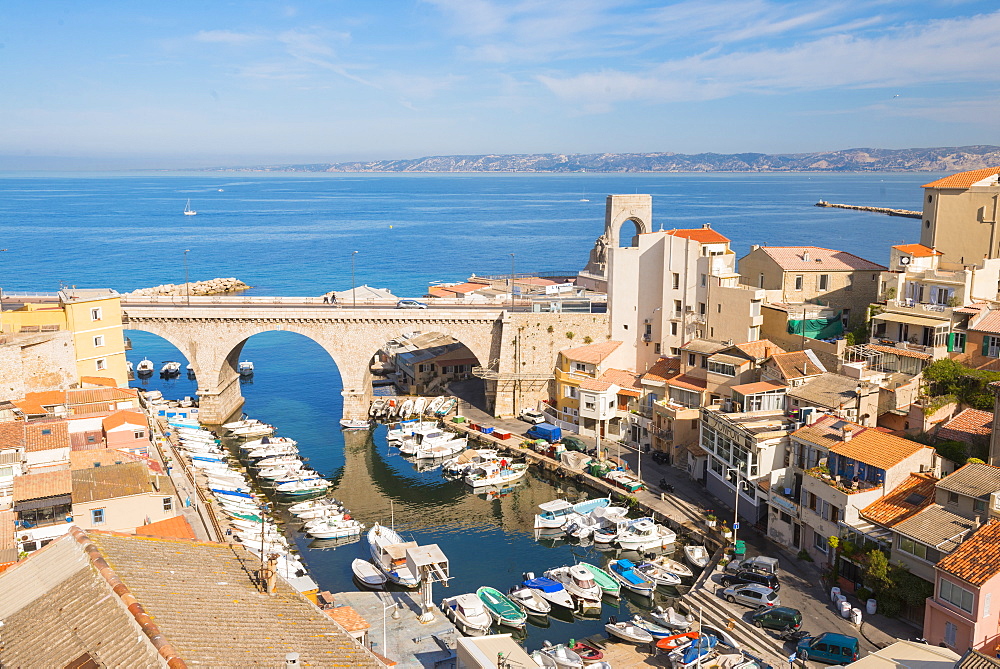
126 278 251 297
815 201 921 219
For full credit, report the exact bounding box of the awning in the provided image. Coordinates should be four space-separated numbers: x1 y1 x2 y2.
873 312 948 328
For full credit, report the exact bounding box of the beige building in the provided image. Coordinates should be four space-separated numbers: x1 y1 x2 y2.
71 462 178 533
920 167 1000 265
739 246 885 329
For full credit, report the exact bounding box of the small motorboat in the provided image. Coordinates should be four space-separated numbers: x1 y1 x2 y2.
136 358 155 376
476 586 527 629
238 360 254 376
339 418 371 430
540 641 584 668
435 397 457 416
507 584 551 615
441 593 492 636
656 631 701 652
369 398 386 418
398 399 414 418
653 556 694 579
635 561 682 587
465 461 528 488
160 361 181 376
351 559 386 588
531 651 558 668
684 545 710 569
522 573 575 610
275 478 330 497
608 559 654 597
650 605 693 630
231 423 275 438
577 562 620 598
616 517 672 551
412 397 427 416
570 642 604 663
544 565 602 614
605 619 654 644
307 518 364 540
534 497 610 530
426 396 446 416
630 614 676 639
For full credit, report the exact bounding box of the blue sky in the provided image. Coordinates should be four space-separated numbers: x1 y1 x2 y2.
2 1 999 167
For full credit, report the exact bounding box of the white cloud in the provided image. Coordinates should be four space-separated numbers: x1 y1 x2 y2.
192 30 262 45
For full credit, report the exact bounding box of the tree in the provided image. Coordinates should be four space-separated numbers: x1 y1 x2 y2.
865 549 891 596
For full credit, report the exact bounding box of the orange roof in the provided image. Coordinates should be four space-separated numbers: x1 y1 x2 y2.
560 341 622 365
938 408 994 444
665 227 730 244
325 606 371 633
12 470 72 503
923 168 1000 189
860 473 938 527
865 344 933 360
601 368 642 394
892 243 941 257
730 339 786 360
579 378 613 392
16 387 138 415
102 410 147 431
936 519 1000 586
667 374 707 391
135 516 197 540
0 423 25 449
970 310 1000 335
642 357 679 383
768 351 825 379
24 421 70 452
80 376 118 387
730 381 787 395
432 282 483 295
793 414 932 471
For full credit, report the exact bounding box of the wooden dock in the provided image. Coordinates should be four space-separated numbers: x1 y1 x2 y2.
815 200 921 218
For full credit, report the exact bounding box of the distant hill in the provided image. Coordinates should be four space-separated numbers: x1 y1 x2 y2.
205 145 1000 173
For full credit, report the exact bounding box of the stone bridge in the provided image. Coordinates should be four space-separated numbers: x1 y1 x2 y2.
122 302 609 424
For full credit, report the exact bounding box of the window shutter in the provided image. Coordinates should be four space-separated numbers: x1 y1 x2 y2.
984 337 991 356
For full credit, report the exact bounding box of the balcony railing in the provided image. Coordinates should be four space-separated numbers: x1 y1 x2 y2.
884 299 954 318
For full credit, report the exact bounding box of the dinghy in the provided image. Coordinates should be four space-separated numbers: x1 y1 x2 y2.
577 562 621 598
653 556 694 578
605 619 654 644
476 586 527 629
351 559 386 589
656 631 701 651
650 605 693 630
507 584 551 615
570 642 604 663
441 593 492 636
630 614 676 639
635 561 683 587
540 642 585 668
684 544 710 569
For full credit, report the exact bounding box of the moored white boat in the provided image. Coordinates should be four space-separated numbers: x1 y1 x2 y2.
544 565 602 613
160 361 181 376
635 561 683 587
136 358 155 375
650 605 694 630
540 642 585 669
464 461 528 488
605 619 655 644
653 556 694 579
507 584 551 615
608 559 655 597
238 360 254 376
534 497 611 530
368 523 420 587
683 545 710 569
522 573 575 610
351 558 386 588
307 518 364 540
441 593 492 636
340 418 371 430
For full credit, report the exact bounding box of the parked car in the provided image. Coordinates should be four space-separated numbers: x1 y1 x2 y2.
721 584 779 609
651 451 669 464
395 299 428 309
751 606 802 631
560 436 593 454
518 408 546 424
725 555 780 576
720 570 780 592
797 633 860 664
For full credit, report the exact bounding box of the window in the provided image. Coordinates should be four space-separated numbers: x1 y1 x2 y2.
700 355 708 369
758 273 765 289
644 323 652 336
563 385 578 399
898 535 929 560
813 530 828 553
654 343 661 354
794 275 803 290
974 499 987 514
91 508 105 525
944 622 957 648
163 497 173 512
133 430 145 439
90 307 102 320
674 299 682 316
700 274 707 287
584 401 596 411
688 353 696 366
672 273 680 289
670 347 680 355
818 274 829 291
573 362 588 372
939 578 975 613
985 336 1000 358
780 512 791 524
750 300 761 317
86 435 96 443
93 335 104 347
717 304 722 313
948 491 959 505
846 274 854 291
707 361 736 376
671 322 678 336
699 303 706 315
94 358 105 370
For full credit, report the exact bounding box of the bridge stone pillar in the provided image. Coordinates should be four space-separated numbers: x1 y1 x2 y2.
197 371 245 425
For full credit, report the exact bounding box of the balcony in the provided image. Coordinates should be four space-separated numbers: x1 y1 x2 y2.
769 488 800 518
884 299 954 320
654 399 700 421
642 334 652 343
805 466 881 494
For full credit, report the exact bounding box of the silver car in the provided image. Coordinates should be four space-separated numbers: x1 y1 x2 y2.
721 583 780 609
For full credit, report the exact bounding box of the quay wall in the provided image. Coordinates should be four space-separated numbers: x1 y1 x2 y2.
0 331 77 397
815 201 921 219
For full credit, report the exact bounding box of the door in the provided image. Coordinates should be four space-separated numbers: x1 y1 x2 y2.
793 523 801 549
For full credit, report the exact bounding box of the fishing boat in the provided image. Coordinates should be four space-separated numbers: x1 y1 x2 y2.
475 586 527 629
544 566 602 612
616 517 672 551
351 559 386 589
650 605 693 630
635 561 683 587
684 545 710 569
521 573 575 610
464 461 528 488
183 199 197 216
368 523 420 588
577 562 621 598
442 449 500 475
605 619 654 644
607 559 655 597
160 361 181 376
441 593 492 636
534 497 610 530
386 420 438 443
630 614 677 639
507 584 551 615
238 360 254 376
539 642 585 669
339 418 371 430
652 556 694 579
307 518 364 540
656 631 701 651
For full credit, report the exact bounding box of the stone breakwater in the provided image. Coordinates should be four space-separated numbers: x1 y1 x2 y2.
815 200 921 219
126 278 251 297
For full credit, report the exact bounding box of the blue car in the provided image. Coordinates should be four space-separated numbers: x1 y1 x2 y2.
797 633 860 664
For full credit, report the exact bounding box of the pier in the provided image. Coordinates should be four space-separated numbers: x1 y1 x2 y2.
815 200 921 218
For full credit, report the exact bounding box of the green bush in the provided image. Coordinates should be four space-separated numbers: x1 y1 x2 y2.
797 549 813 562
923 359 1000 411
855 586 872 602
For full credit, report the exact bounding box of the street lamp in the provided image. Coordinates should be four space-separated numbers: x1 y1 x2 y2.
351 251 358 309
183 249 191 306
725 464 752 547
378 596 401 655
509 253 515 309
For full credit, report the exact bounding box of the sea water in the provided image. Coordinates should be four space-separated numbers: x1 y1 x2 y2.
0 171 936 649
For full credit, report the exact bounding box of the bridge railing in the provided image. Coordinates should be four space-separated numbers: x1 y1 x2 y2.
120 294 536 308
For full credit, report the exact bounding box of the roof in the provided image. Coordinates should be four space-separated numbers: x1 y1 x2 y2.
793 414 932 471
754 246 886 271
560 340 622 365
936 462 1000 499
325 606 371 632
937 409 994 444
667 374 708 391
600 368 642 397
665 226 730 244
970 310 1000 335
768 350 826 380
860 473 938 527
923 168 1000 189
578 378 613 392
80 376 118 387
428 282 483 295
101 410 147 431
15 388 138 415
71 462 166 503
955 302 990 316
134 516 197 540
69 448 163 474
24 420 70 452
846 640 960 669
892 243 942 258
729 339 786 361
892 504 977 553
0 422 25 449
13 470 73 504
730 381 787 396
936 520 1000 586
865 343 933 360
956 649 1000 669
682 338 730 355
787 373 864 410
642 357 679 382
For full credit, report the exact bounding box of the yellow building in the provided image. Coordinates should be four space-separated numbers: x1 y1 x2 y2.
0 289 128 387
920 167 1000 266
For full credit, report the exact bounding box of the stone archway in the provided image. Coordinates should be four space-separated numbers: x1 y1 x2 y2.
605 194 652 247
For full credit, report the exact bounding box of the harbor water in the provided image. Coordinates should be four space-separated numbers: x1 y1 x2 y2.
5 171 938 650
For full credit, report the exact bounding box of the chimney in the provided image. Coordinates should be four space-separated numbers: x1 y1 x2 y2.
264 554 279 595
842 426 854 442
285 653 301 668
974 515 982 530
751 244 761 251
803 251 810 262
702 223 711 229
764 345 773 359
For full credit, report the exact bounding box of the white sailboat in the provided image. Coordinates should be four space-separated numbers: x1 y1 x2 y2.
184 199 197 216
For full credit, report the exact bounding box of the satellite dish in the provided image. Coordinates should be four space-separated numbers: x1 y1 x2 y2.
899 256 911 265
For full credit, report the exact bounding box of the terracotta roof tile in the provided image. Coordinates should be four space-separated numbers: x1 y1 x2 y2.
71 462 165 504
579 378 613 392
729 339 786 360
956 649 1000 669
793 414 933 471
937 409 994 444
134 516 196 540
757 246 886 271
12 470 72 503
101 410 147 431
730 381 787 395
936 520 1000 586
23 421 70 452
560 340 622 365
955 303 990 316
666 374 707 391
892 243 942 257
80 376 117 387
325 606 371 633
601 368 642 392
665 227 730 244
0 422 25 449
768 350 826 380
970 310 1000 335
860 473 938 527
923 168 1000 189
642 358 679 382
865 344 933 360
69 449 133 470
